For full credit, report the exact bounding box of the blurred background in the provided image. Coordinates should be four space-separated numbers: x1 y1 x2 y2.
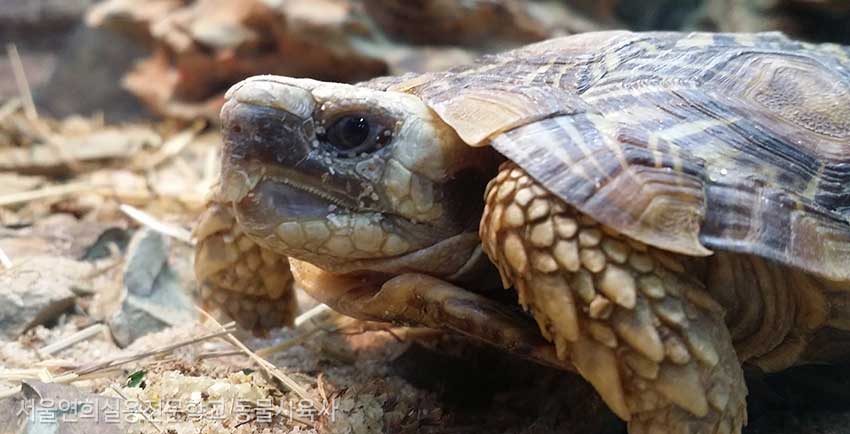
3 0 850 122
2 2 850 434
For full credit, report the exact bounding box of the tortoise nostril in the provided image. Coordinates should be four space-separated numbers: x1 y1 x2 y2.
232 124 242 133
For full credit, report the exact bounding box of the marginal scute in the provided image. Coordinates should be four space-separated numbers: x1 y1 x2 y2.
422 83 585 146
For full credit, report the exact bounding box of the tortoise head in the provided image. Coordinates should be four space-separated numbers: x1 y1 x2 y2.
218 76 500 277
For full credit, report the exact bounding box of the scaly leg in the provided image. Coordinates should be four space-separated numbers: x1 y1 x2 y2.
480 163 747 434
290 260 572 371
194 203 297 333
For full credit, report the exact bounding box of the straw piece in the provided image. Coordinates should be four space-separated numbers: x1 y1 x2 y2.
0 181 95 207
74 326 236 376
6 44 37 120
134 120 205 170
119 204 195 245
195 307 314 404
111 386 165 433
38 324 107 357
0 245 12 269
0 98 22 122
294 304 332 328
255 328 324 358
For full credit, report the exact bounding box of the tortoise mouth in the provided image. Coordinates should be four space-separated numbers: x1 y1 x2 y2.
229 173 475 270
233 178 340 231
232 178 414 260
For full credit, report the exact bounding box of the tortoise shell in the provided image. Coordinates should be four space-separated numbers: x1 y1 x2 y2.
372 31 850 282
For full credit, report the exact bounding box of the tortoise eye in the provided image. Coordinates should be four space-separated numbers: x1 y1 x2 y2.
325 115 372 154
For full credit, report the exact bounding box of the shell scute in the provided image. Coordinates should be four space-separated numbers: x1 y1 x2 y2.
402 31 850 281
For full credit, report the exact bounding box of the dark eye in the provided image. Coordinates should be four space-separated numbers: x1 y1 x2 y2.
325 115 372 153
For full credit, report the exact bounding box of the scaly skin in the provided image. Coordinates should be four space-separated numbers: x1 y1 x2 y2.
481 163 747 434
194 202 297 332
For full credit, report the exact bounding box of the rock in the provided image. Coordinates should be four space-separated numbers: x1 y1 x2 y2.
34 24 150 122
0 214 125 260
0 256 93 339
0 380 127 434
0 0 145 121
108 229 196 347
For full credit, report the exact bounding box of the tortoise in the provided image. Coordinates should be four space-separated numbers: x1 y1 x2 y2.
194 31 850 434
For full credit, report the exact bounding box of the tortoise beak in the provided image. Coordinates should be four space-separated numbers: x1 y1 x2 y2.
218 78 362 241
219 78 360 204
219 80 315 201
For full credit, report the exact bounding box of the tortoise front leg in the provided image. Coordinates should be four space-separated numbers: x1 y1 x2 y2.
481 163 747 434
194 203 298 333
290 260 572 371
